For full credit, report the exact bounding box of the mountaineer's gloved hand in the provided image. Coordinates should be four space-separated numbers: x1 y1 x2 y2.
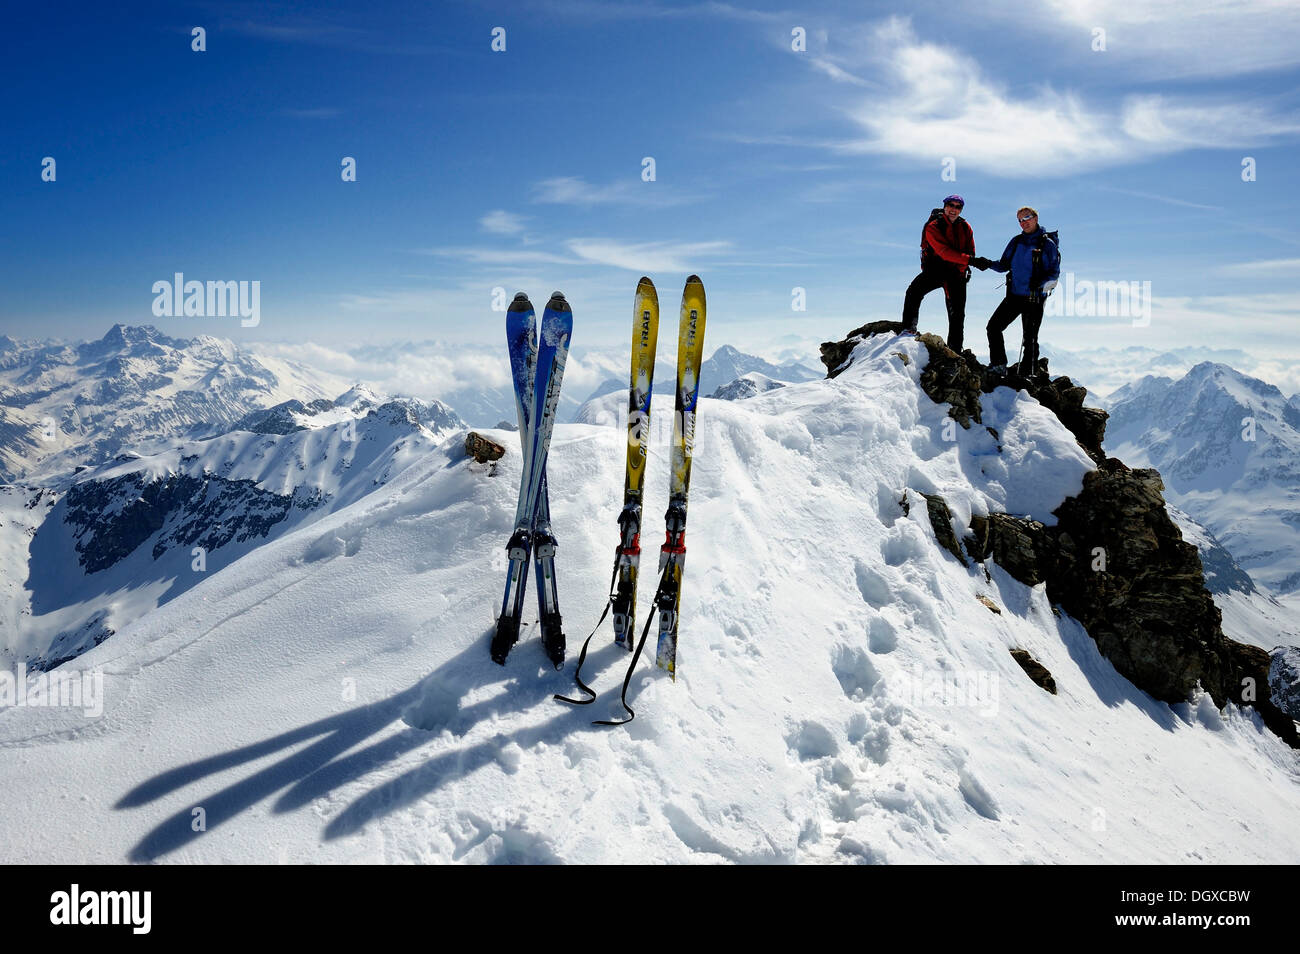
968 256 993 271
1040 279 1058 296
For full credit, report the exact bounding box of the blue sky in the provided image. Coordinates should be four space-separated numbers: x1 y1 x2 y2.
4 0 1300 374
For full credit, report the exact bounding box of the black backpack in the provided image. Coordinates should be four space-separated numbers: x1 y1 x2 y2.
919 208 949 267
1029 229 1059 296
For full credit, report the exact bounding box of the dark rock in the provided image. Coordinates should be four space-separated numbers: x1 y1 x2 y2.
986 514 1053 586
57 471 308 574
465 431 506 463
977 595 1001 614
1269 648 1300 720
921 493 966 564
1044 459 1296 747
1010 648 1057 694
916 336 984 427
965 513 990 562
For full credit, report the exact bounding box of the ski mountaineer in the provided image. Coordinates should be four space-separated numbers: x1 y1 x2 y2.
900 194 976 353
969 206 1060 377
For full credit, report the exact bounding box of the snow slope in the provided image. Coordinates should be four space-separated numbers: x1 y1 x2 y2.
6 396 460 669
0 333 1296 864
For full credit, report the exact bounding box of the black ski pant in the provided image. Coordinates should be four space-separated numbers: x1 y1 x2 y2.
902 268 966 353
987 294 1044 372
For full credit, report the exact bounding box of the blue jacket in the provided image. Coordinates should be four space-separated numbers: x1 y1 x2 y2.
988 227 1060 297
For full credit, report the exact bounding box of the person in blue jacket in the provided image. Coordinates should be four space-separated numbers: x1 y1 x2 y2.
969 206 1060 376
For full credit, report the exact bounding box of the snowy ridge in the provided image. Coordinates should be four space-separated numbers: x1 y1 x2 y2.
8 397 459 669
0 333 1296 863
0 324 351 483
1106 362 1300 593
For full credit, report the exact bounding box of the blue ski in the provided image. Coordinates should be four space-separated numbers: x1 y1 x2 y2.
491 292 572 665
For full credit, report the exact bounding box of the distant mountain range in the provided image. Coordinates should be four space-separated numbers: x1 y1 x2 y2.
575 344 820 416
1106 361 1300 594
0 324 350 484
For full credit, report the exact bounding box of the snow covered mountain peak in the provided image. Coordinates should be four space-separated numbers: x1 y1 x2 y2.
1 323 1296 864
0 324 352 484
1107 359 1300 593
335 382 384 409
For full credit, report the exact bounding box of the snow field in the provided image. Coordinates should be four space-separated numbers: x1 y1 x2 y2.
0 333 1296 864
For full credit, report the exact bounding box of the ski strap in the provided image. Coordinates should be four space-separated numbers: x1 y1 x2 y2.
553 560 620 706
592 565 671 727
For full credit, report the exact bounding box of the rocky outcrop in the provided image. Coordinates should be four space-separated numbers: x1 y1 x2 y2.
823 322 1300 747
465 431 506 464
964 456 1298 746
1010 649 1057 694
821 326 1108 461
1269 648 1300 720
920 493 964 563
60 471 313 573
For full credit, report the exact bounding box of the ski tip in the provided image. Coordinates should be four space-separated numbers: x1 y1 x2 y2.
508 292 532 312
637 276 655 289
685 274 702 286
545 291 571 313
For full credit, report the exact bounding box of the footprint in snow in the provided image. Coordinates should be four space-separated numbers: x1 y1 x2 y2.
832 643 880 699
867 615 898 654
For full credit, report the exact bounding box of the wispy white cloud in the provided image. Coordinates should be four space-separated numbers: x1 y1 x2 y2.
418 238 732 273
280 107 342 119
1217 258 1300 276
532 175 699 207
532 0 787 24
221 10 435 54
479 210 528 235
565 238 731 271
416 247 581 266
808 57 871 87
820 18 1300 177
1032 0 1300 78
1095 186 1223 211
534 176 637 205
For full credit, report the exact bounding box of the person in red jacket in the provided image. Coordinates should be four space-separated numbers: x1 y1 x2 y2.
901 194 976 352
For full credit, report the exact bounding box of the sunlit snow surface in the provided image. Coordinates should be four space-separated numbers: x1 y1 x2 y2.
1 333 1296 864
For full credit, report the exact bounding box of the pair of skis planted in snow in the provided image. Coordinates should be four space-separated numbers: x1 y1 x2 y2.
558 275 707 724
491 292 572 668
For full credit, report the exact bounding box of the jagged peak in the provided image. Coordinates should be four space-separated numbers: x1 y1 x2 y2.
100 323 162 346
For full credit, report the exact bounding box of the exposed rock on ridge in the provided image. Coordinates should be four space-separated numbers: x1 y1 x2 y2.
821 323 1299 748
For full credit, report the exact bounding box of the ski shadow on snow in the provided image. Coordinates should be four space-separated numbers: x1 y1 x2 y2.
117 628 645 862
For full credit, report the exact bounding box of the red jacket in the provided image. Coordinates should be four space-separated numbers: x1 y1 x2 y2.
922 216 974 272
